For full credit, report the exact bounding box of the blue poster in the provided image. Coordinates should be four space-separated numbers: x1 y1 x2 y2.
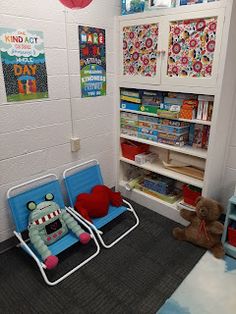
79 26 106 98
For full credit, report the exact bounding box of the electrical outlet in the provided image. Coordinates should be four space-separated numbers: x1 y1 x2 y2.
71 137 80 152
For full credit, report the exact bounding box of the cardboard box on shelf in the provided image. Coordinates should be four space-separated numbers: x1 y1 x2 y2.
135 152 158 165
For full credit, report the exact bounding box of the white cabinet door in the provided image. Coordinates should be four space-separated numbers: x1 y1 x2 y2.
120 17 163 84
161 9 224 88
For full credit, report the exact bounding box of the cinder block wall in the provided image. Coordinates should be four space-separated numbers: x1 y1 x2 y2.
0 0 119 243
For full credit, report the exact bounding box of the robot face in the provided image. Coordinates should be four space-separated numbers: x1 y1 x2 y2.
27 193 61 225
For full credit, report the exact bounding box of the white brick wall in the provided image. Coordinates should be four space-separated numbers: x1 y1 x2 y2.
0 0 119 242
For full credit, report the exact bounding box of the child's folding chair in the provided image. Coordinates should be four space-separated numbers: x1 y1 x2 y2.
7 174 100 286
63 159 139 248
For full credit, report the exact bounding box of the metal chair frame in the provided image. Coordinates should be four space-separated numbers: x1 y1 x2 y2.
63 160 140 249
7 174 100 286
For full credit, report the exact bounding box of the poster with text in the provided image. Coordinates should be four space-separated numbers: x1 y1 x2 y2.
79 26 106 98
0 28 48 102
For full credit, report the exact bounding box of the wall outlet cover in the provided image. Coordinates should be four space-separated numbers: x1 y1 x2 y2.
71 137 80 152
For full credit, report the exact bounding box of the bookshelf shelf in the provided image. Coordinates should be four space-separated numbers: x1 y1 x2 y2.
119 180 188 226
120 156 204 188
120 134 208 159
120 108 212 126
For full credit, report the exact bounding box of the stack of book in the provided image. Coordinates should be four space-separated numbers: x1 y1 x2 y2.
197 95 214 121
120 112 139 137
158 92 197 119
189 124 210 149
180 100 198 120
120 89 142 111
139 91 164 115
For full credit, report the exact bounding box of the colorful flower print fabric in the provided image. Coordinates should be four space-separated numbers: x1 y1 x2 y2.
123 23 159 77
168 17 217 78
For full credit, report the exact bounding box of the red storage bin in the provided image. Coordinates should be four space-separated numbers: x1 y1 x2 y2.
183 184 202 206
228 226 236 247
121 141 149 160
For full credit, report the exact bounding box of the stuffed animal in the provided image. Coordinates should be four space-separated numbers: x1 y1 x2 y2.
74 185 123 222
173 196 225 258
28 193 91 269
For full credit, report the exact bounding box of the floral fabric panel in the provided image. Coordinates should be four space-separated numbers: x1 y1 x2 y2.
168 17 217 78
123 23 159 77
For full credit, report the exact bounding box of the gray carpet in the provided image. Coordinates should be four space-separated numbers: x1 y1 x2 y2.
0 200 205 314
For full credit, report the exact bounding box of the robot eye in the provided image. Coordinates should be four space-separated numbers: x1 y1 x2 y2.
45 193 54 201
27 201 37 211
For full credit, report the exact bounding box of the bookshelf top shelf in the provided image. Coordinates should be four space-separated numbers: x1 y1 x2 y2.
118 1 226 21
118 81 217 96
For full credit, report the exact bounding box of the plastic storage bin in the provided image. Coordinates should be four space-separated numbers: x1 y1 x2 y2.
183 184 202 206
228 225 236 247
121 141 149 160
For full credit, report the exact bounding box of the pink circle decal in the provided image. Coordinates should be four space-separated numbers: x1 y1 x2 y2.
59 0 93 9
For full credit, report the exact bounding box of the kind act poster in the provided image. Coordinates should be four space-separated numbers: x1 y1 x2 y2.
0 28 48 102
79 26 106 98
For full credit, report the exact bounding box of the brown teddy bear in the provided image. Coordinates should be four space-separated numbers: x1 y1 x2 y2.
173 196 225 258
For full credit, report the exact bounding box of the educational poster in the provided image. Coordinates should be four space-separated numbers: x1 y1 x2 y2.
0 28 48 102
79 26 106 98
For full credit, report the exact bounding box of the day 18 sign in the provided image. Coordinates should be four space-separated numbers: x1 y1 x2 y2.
0 28 48 102
79 26 106 98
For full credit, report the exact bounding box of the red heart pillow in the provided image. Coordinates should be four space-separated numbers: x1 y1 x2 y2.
75 189 110 222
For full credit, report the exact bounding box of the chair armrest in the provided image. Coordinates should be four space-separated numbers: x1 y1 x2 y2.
14 231 46 269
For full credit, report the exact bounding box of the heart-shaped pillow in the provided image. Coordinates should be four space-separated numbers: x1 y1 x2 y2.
75 188 110 222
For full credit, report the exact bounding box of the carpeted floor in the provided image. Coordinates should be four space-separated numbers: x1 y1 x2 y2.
0 200 205 314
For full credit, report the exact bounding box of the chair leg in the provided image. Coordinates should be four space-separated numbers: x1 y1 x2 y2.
14 216 101 286
69 200 140 249
96 201 140 249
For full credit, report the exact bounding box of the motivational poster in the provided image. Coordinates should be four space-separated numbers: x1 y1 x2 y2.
0 28 48 102
79 26 106 98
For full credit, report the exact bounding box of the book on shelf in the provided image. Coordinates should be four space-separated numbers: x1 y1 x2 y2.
142 91 163 106
167 92 198 100
164 97 184 106
121 95 142 104
121 88 141 98
192 124 210 149
198 95 214 121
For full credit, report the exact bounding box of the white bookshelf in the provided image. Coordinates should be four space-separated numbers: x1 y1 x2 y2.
116 0 235 224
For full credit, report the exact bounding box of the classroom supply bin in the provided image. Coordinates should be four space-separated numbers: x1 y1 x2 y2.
183 184 202 206
228 226 236 247
121 141 149 160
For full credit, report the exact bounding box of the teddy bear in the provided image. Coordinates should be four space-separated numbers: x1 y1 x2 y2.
74 185 123 223
173 196 225 258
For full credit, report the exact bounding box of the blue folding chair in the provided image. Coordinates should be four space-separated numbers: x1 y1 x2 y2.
7 174 100 286
63 160 140 248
